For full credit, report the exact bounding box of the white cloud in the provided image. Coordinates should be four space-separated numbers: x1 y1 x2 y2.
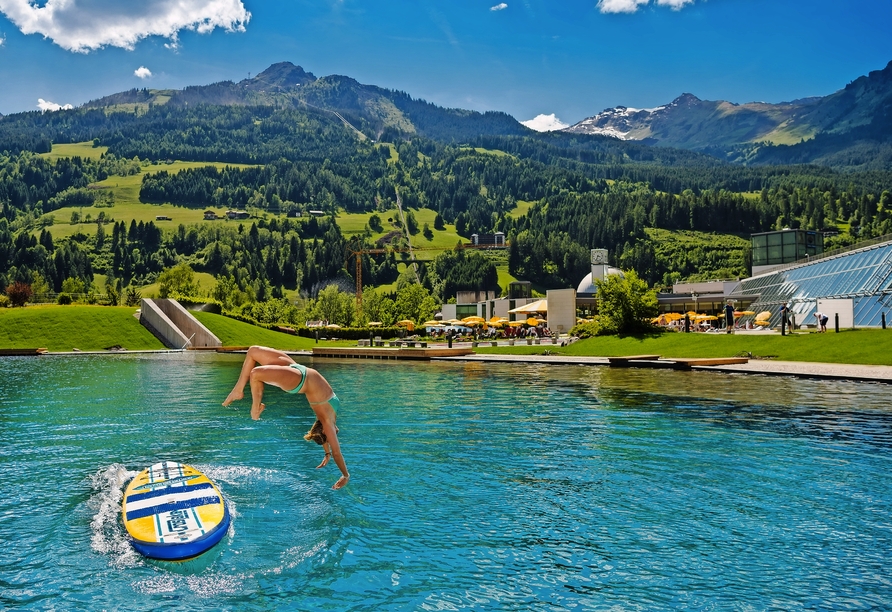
598 0 697 13
491 3 508 10
598 0 649 13
656 0 697 9
0 0 251 53
521 114 569 132
37 98 73 112
134 66 152 79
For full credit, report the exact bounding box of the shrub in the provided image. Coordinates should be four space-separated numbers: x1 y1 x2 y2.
0 295 10 308
57 293 73 305
124 287 142 306
571 317 606 338
6 281 32 307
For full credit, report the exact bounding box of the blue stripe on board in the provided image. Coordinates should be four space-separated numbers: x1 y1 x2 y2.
125 496 222 521
126 482 213 504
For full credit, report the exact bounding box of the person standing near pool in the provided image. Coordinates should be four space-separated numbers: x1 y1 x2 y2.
223 346 350 490
724 301 735 334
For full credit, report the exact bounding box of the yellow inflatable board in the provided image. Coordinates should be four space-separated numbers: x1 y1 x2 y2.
122 461 230 561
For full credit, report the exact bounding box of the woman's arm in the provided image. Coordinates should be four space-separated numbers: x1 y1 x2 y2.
319 417 349 489
316 442 332 469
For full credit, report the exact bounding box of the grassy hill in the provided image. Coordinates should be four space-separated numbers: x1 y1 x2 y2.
4 304 892 365
0 305 318 352
0 305 163 351
191 311 315 350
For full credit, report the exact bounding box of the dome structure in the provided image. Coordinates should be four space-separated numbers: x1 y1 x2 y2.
576 267 624 295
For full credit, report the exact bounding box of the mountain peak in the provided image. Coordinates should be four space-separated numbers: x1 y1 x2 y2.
242 62 317 91
670 93 702 106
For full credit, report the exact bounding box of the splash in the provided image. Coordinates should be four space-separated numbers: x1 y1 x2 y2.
88 463 140 568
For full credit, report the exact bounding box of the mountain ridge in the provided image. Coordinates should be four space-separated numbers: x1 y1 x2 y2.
83 61 530 142
563 60 892 168
28 59 892 170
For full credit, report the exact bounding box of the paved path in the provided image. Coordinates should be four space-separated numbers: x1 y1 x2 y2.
435 353 892 384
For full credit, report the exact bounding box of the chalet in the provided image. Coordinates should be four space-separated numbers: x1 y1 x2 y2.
155 215 172 221
470 232 506 248
203 211 218 220
226 210 250 220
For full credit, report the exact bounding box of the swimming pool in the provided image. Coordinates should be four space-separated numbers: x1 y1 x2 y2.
1 353 890 610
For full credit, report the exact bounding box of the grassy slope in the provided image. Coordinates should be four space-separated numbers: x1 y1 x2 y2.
41 142 109 161
0 305 164 351
191 311 316 350
478 329 892 366
5 305 892 365
39 144 257 240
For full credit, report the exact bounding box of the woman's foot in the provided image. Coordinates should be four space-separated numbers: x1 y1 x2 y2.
251 402 265 420
222 389 243 407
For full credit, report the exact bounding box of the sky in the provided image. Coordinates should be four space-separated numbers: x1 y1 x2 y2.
1 0 891 129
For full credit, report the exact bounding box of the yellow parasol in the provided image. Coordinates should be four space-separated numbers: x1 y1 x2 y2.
397 320 415 331
754 320 771 326
736 310 756 317
755 311 773 321
423 321 443 327
508 299 548 314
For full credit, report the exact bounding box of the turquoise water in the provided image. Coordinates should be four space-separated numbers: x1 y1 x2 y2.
1 353 891 610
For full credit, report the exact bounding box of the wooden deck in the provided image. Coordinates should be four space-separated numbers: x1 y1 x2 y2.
0 348 48 356
607 355 749 370
312 346 474 360
606 354 662 366
669 357 751 370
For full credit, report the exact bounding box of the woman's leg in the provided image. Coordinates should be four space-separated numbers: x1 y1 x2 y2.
223 346 295 406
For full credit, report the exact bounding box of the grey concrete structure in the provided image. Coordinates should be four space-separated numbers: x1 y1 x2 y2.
139 298 222 349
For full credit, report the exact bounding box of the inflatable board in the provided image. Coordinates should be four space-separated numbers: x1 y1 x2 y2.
122 461 230 561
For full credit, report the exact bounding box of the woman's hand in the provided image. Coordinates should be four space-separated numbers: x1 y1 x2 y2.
316 452 331 469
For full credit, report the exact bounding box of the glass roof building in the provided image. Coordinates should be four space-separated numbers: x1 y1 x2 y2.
732 237 892 328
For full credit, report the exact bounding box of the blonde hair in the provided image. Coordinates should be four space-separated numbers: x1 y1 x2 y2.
303 420 338 445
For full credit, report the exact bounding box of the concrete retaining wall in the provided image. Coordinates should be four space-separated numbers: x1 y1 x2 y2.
139 298 222 349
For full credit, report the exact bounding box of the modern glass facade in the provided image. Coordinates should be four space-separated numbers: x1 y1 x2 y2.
733 239 892 327
752 229 823 269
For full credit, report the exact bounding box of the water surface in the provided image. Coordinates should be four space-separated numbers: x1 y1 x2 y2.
1 353 890 610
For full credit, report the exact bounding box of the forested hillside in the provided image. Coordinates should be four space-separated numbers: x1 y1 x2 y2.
1 88 891 318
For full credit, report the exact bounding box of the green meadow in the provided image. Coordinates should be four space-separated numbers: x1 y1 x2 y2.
40 142 109 161
3 304 892 366
39 143 257 240
478 328 892 366
0 305 164 351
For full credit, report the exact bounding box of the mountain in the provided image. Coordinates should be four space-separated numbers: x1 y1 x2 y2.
564 93 816 148
565 60 892 169
84 61 530 142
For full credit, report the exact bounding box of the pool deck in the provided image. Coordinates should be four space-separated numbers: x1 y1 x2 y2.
10 344 892 384
435 352 892 385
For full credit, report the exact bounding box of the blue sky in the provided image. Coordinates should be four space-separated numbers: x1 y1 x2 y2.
1 0 890 128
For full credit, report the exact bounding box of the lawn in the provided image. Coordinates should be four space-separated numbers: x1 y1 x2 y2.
0 305 164 351
478 328 892 366
4 304 892 365
191 311 316 350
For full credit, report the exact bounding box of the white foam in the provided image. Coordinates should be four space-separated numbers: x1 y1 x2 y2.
88 463 141 568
